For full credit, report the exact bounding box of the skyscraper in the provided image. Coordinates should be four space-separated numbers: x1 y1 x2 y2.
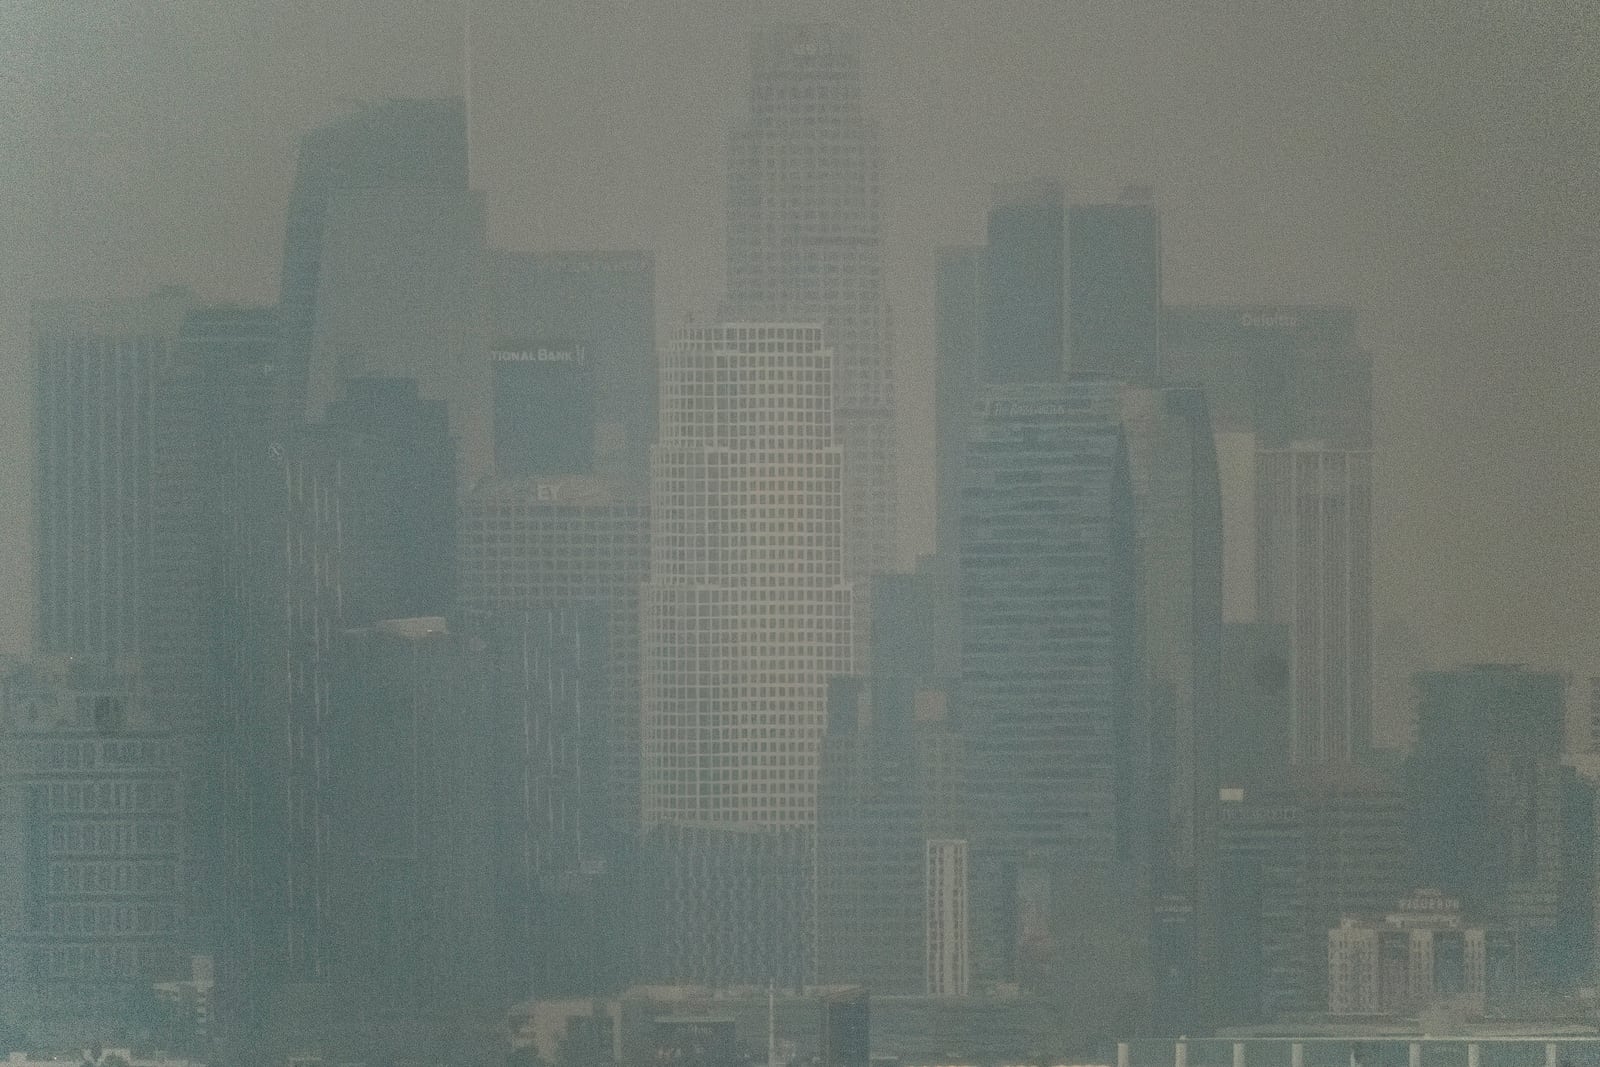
280 98 468 414
486 250 657 493
984 181 1066 384
33 289 193 665
642 323 851 828
957 380 1143 991
726 25 897 660
457 477 649 831
1068 194 1161 383
638 322 851 987
1125 385 1223 1033
1255 445 1373 765
1160 306 1370 624
959 381 1138 869
286 98 491 480
1407 665 1578 984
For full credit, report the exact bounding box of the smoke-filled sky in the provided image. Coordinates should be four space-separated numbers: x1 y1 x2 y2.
2 0 1595 744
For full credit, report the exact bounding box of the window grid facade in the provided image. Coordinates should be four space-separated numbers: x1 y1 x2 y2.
643 324 852 829
457 482 649 829
726 25 897 664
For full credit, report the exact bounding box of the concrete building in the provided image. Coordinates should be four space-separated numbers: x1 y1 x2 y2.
642 323 852 829
0 661 185 1045
33 289 193 666
1327 889 1500 1016
1256 445 1374 765
726 24 897 663
639 322 850 986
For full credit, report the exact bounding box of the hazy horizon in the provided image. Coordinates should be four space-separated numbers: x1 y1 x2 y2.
3 0 1597 748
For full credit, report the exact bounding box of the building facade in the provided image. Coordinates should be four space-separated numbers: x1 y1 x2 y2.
33 290 193 666
486 250 657 494
1327 889 1497 1016
0 661 185 1045
642 324 852 829
726 24 897 661
459 477 649 832
1068 193 1161 383
1255 445 1374 765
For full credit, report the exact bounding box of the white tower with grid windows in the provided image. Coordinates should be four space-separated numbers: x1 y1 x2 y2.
726 24 896 665
642 323 853 829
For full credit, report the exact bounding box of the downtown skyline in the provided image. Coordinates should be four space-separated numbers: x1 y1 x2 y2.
1 2 1597 752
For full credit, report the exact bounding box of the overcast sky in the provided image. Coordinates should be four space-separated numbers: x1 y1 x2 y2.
2 0 1595 742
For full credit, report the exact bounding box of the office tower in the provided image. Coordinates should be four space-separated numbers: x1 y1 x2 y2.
1219 623 1293 788
1160 306 1370 450
1161 307 1370 624
1068 192 1161 383
326 617 505 1036
280 98 471 420
144 305 281 956
816 571 967 994
819 988 870 1067
487 338 596 478
957 380 1140 990
478 608 623 994
457 477 648 831
218 378 455 1037
486 251 657 493
726 25 897 661
958 380 1137 868
1216 770 1412 1020
1125 385 1222 1034
1408 665 1579 986
289 99 491 481
0 661 184 1045
1256 445 1373 765
637 823 816 988
639 323 850 986
984 181 1065 383
642 323 851 828
322 377 457 621
33 289 193 665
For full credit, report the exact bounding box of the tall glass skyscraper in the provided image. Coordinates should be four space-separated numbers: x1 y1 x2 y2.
282 98 490 480
959 381 1139 865
726 24 897 662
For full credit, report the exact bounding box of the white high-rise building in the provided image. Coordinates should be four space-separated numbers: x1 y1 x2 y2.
642 324 853 829
726 24 897 662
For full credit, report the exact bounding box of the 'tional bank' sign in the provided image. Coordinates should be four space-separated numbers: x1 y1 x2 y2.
491 343 587 364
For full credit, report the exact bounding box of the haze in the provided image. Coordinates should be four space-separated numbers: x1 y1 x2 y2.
2 0 1596 746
